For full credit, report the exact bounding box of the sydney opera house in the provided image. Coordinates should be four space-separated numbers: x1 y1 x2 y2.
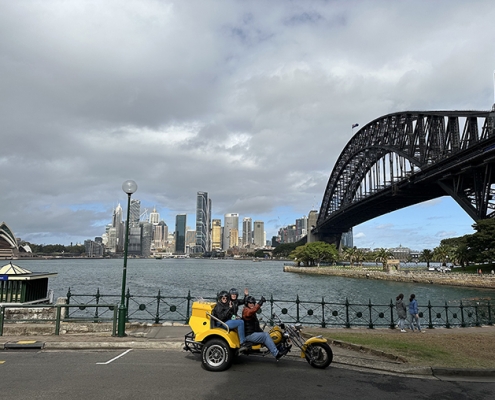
0 222 32 259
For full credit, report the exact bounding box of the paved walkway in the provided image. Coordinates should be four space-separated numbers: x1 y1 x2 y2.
1 324 495 381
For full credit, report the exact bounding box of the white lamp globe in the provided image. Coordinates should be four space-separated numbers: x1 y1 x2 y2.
122 180 138 194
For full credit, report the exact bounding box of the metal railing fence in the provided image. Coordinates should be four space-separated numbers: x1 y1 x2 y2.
0 303 118 336
64 288 494 329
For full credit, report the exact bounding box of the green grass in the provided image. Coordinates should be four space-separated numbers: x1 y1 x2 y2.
305 329 495 369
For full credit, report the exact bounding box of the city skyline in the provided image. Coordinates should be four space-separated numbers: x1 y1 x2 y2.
2 1 493 250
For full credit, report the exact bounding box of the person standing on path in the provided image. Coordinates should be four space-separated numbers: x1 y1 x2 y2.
395 293 407 332
408 294 424 333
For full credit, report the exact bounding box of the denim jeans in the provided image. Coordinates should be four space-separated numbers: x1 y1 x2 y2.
398 317 406 330
225 319 246 344
245 332 279 357
409 314 421 331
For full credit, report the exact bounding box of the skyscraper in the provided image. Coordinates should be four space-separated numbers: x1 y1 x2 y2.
223 213 239 250
253 220 265 248
211 219 222 250
195 192 211 253
149 207 160 225
242 217 252 248
111 204 124 252
130 199 141 227
175 214 187 254
307 210 319 243
153 221 168 250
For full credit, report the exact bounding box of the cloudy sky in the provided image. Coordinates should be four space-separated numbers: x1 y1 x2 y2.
1 0 494 251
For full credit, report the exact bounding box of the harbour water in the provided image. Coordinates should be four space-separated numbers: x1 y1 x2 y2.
12 258 494 306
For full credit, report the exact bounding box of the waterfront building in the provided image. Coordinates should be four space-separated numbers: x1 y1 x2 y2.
389 245 411 262
175 214 187 254
229 228 239 248
140 222 153 257
195 192 211 253
223 213 239 250
186 230 196 254
242 217 252 248
253 220 265 248
153 221 168 250
0 222 19 259
84 239 104 257
130 199 141 227
211 219 222 250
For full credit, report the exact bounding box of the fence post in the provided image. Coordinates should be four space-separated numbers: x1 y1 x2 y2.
321 297 326 328
186 291 192 323
94 288 100 321
296 295 300 323
444 301 450 328
460 301 466 327
427 300 433 329
345 298 350 328
389 299 395 329
112 306 118 336
55 305 62 335
65 287 71 320
0 305 4 336
125 288 131 322
155 289 162 324
368 299 373 329
488 301 493 326
269 295 274 326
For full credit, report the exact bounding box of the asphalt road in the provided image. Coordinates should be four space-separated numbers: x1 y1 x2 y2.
1 349 494 399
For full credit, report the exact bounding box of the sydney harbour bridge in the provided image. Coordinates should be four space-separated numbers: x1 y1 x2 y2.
312 108 495 245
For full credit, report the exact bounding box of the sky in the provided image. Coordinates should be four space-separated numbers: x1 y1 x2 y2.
1 0 494 251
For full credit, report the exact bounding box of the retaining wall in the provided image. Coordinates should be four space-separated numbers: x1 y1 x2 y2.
283 266 495 289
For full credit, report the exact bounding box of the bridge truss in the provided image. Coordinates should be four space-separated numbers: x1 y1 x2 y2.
315 110 495 243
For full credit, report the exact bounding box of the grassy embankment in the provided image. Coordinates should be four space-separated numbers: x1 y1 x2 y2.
305 327 495 369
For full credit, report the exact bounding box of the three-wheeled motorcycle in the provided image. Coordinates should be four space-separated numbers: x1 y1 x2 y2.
184 300 333 371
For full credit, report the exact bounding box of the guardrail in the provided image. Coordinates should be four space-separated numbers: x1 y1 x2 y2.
0 303 118 336
64 288 494 329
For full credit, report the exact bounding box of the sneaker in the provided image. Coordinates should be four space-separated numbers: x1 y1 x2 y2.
421 330 426 333
400 329 406 333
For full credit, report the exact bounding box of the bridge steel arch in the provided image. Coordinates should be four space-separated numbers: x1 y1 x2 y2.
314 110 495 245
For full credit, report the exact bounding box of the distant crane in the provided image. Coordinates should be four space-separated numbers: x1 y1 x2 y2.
139 208 149 222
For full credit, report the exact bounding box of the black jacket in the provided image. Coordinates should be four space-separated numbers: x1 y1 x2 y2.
212 300 234 322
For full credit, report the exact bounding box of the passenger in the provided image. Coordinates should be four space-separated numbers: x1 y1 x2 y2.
242 295 287 360
408 294 424 333
229 287 249 317
395 293 407 332
212 290 246 345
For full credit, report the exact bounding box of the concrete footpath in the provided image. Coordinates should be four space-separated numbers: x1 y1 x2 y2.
1 323 495 381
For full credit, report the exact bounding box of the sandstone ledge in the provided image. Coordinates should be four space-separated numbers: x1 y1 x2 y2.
283 266 495 289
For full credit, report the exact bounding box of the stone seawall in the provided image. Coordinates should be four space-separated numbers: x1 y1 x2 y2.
283 266 495 289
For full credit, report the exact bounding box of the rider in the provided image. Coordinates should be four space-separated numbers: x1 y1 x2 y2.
212 290 246 345
242 295 288 360
229 287 248 317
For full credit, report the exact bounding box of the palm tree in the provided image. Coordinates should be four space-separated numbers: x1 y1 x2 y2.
420 249 434 270
342 247 358 267
374 248 393 271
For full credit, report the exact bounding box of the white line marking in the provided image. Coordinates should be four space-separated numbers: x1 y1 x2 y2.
96 349 133 365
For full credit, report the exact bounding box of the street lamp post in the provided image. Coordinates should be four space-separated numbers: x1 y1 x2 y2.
118 180 138 337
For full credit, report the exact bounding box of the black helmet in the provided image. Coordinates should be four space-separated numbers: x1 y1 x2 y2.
245 295 256 304
217 290 229 301
229 288 239 296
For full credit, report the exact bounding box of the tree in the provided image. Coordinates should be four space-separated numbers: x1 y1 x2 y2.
466 219 495 264
419 249 434 270
374 248 393 271
289 242 338 267
342 247 358 267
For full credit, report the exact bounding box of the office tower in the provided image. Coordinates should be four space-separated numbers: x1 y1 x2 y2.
223 213 239 250
111 204 124 252
153 221 168 249
130 199 141 226
229 228 239 248
128 225 142 255
149 207 160 225
341 228 353 248
211 219 222 250
253 220 264 248
186 230 196 254
195 192 211 253
175 214 187 254
140 222 153 257
242 217 252 247
295 216 308 241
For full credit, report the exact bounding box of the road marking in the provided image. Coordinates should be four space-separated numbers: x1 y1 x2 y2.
17 341 37 344
96 349 133 365
0 361 5 364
